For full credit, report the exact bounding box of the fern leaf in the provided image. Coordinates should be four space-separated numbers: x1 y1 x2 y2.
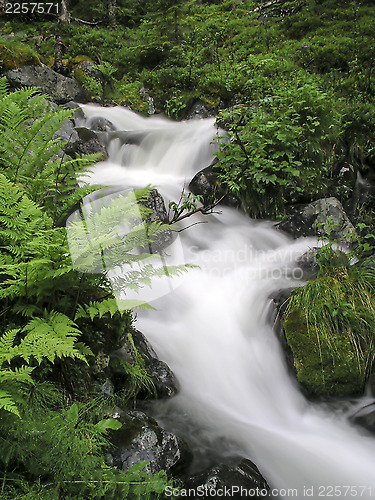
0 389 20 417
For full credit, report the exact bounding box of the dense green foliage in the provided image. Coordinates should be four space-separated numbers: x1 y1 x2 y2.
0 82 174 498
2 0 374 215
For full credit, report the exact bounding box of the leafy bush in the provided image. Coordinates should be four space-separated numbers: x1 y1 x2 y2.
214 73 340 216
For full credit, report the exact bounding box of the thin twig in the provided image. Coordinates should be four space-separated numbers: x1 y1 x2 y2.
73 17 102 25
169 194 226 224
171 221 208 233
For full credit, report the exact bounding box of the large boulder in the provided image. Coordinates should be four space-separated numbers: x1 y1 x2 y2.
277 197 355 240
5 65 86 104
184 458 270 499
270 284 367 399
282 308 365 398
189 164 240 208
109 410 192 475
65 126 108 160
96 329 179 399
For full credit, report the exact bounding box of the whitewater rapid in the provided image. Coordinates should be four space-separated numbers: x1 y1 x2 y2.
73 105 375 498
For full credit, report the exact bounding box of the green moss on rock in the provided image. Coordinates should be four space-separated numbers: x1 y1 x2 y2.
283 309 364 397
0 39 41 71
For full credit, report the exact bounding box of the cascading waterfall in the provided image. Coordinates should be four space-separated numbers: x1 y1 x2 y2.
74 104 375 498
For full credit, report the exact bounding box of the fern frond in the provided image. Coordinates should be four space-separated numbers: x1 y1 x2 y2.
20 312 91 364
0 366 34 384
0 389 20 417
0 329 18 364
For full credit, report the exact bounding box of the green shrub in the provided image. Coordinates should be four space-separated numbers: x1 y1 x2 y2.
214 73 340 217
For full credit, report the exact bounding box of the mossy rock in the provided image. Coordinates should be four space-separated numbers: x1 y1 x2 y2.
0 40 41 71
72 68 87 85
282 309 365 398
72 55 94 65
201 95 221 110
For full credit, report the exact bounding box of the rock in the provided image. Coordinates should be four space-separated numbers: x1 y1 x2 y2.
282 308 365 398
109 410 192 475
0 39 41 71
184 458 270 499
268 288 297 377
87 117 117 132
5 65 86 104
54 120 79 150
140 188 175 252
140 87 155 115
142 188 169 224
189 164 240 208
64 101 86 122
350 404 375 435
146 359 178 398
277 197 356 241
186 101 210 120
77 59 104 82
295 247 320 280
65 126 108 160
109 330 179 399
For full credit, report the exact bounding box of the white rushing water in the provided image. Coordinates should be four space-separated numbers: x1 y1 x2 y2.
74 105 375 498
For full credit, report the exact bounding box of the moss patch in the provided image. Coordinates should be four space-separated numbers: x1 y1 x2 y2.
283 309 365 398
0 39 41 71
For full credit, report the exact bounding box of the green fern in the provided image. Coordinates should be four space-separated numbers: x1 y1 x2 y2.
0 79 181 498
0 312 91 418
0 77 99 225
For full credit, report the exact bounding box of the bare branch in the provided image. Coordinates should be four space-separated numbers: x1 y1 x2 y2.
169 194 226 225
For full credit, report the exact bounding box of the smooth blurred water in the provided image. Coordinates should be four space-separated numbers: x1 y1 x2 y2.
77 105 375 498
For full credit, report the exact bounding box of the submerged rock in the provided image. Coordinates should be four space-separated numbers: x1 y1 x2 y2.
5 65 86 104
109 410 192 475
87 116 117 132
350 404 375 435
277 197 355 240
184 458 270 499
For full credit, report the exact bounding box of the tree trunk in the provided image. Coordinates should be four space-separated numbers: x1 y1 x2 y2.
54 34 64 73
59 0 71 23
108 0 117 26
